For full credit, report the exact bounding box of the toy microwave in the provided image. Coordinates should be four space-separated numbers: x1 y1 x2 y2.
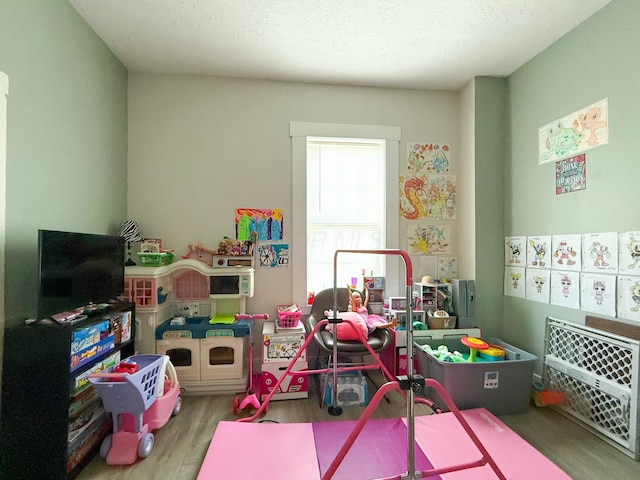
209 271 254 297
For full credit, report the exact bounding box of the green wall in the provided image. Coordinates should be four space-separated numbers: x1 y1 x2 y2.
503 0 640 370
0 0 128 327
474 77 506 338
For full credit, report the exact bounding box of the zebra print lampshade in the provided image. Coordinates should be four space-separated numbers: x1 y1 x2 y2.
118 220 142 242
118 220 142 265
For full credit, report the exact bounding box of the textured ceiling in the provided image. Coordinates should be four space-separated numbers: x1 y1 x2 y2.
68 0 612 91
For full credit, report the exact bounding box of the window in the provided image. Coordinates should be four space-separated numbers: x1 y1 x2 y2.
306 137 385 294
291 122 401 303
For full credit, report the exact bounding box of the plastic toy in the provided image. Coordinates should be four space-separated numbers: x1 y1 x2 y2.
232 313 269 414
460 337 489 362
88 354 181 465
114 359 138 375
182 242 217 266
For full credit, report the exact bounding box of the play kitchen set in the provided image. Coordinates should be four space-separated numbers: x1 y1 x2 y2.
125 238 257 395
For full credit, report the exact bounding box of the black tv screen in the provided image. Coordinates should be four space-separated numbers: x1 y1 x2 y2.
37 229 125 319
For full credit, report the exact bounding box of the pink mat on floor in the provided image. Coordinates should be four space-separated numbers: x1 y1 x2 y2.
312 417 436 479
199 421 321 480
198 408 570 480
409 409 571 479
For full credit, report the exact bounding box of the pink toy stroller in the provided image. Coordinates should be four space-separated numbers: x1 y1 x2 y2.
88 354 181 465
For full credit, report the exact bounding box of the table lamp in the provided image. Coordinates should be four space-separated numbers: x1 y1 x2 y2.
118 220 142 266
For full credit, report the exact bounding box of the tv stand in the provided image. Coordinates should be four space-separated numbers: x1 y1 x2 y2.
0 302 136 479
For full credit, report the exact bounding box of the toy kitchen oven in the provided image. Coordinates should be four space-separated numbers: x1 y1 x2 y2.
124 257 255 395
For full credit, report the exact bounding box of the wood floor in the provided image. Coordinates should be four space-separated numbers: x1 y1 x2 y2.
77 374 639 480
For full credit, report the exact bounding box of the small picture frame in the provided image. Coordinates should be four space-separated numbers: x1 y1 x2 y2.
140 240 161 253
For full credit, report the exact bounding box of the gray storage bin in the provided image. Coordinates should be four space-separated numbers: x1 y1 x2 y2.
415 337 537 415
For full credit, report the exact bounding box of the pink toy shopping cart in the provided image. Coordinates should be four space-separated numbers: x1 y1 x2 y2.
88 354 182 465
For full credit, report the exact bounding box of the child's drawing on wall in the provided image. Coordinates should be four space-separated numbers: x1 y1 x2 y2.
426 174 456 220
235 208 283 241
550 270 580 309
527 235 551 268
617 275 640 322
258 243 289 268
504 266 525 298
582 232 618 273
407 224 450 255
580 273 616 316
551 234 581 271
505 236 526 265
399 173 428 219
438 256 457 283
525 268 550 303
618 231 640 275
406 142 451 173
538 98 608 164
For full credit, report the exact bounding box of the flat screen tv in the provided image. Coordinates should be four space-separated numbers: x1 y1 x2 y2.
37 229 125 319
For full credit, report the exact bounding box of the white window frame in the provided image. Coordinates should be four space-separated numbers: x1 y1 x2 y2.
290 122 401 305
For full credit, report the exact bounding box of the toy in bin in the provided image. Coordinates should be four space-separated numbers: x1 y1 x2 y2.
88 354 181 465
277 304 301 328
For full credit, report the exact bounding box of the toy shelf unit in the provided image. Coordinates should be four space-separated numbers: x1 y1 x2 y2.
0 302 136 480
413 281 452 313
125 259 254 356
543 317 640 460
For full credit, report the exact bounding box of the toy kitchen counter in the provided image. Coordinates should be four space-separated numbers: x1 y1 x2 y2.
155 316 251 395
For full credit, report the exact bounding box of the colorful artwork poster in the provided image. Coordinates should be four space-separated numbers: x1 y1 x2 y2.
526 235 551 269
426 174 456 220
407 224 450 255
618 231 640 275
551 234 581 271
399 173 456 220
581 232 618 274
525 268 550 304
438 256 457 283
406 142 451 173
617 275 640 322
258 243 289 268
399 173 428 219
504 236 526 266
235 208 283 242
550 270 581 310
580 273 616 317
504 266 525 298
538 98 609 164
555 154 586 194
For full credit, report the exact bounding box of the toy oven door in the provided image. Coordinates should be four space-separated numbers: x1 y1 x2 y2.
156 337 200 382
